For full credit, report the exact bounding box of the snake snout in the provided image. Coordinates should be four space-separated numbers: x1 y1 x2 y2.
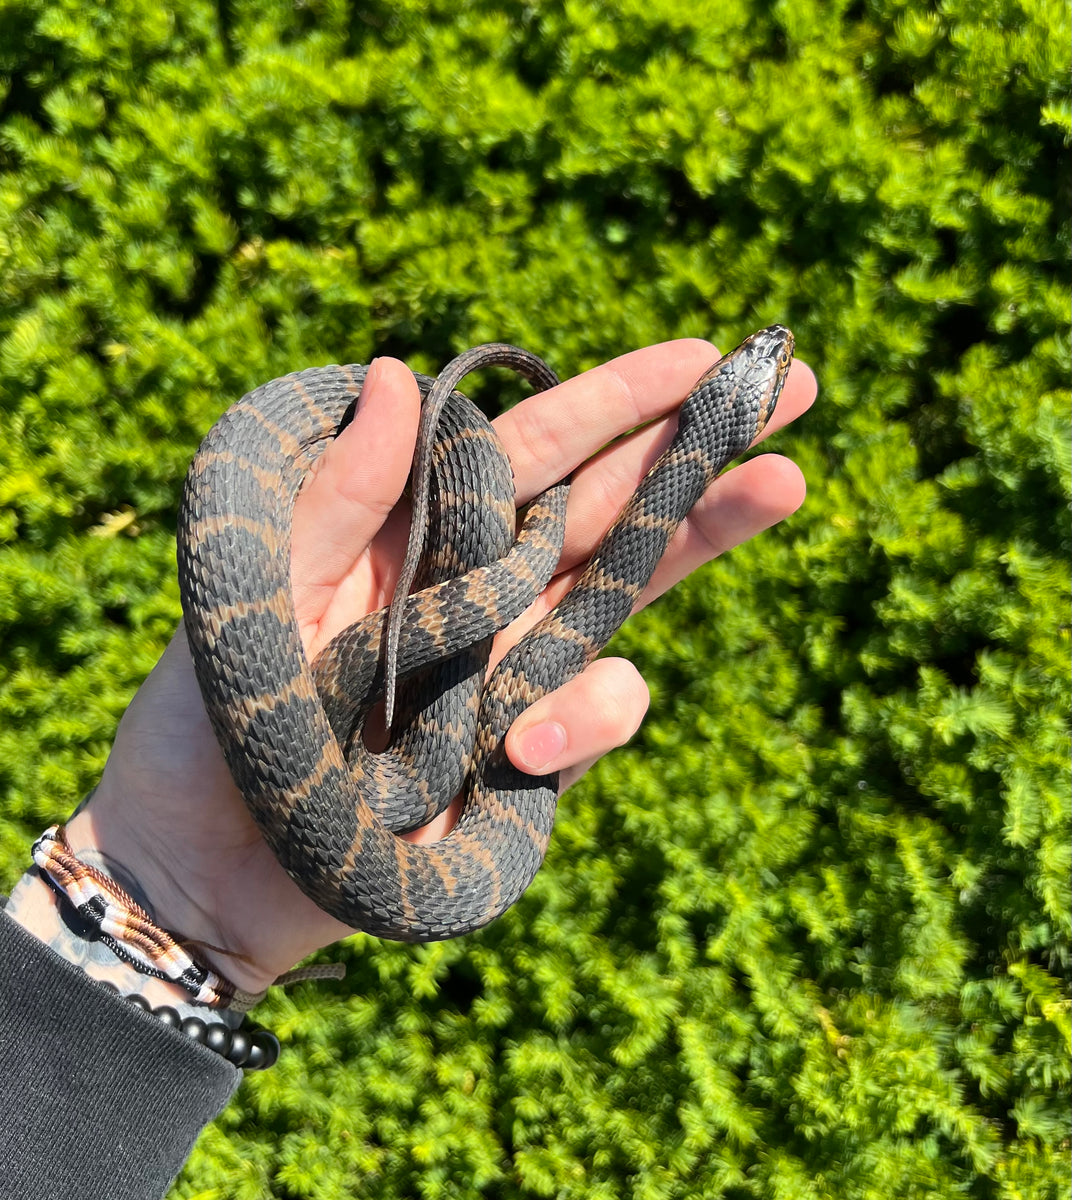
749 323 794 368
745 324 794 432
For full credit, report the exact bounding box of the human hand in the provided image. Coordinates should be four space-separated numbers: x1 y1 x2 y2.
13 339 815 997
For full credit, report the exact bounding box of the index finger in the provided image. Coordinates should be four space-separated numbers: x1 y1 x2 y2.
496 338 721 504
497 338 814 504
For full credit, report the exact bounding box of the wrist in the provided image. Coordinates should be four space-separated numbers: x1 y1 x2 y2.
63 799 282 999
5 866 222 1018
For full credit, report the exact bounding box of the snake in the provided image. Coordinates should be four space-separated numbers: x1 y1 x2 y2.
177 326 794 942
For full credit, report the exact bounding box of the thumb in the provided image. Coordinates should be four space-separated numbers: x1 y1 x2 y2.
290 356 422 645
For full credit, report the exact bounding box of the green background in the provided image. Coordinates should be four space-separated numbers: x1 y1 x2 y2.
1 0 1069 1196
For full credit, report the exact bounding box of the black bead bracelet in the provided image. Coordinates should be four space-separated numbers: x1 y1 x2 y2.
96 980 280 1070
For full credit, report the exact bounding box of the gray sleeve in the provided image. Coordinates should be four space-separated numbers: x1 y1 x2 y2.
0 904 243 1199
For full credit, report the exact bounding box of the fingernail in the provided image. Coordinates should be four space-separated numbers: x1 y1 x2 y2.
516 721 567 772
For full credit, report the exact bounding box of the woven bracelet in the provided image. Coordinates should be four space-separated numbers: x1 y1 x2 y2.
31 824 239 1008
31 823 347 1016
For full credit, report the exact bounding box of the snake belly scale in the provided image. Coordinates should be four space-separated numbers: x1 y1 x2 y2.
177 326 794 941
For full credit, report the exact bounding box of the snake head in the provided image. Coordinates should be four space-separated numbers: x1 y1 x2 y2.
728 324 795 435
681 324 795 465
757 323 794 423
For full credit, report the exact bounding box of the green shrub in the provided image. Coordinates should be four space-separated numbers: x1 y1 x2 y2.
1 0 1068 1196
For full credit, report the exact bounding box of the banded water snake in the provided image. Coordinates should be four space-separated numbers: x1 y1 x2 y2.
177 326 794 941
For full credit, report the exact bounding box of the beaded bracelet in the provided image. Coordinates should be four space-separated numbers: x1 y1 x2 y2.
95 980 280 1071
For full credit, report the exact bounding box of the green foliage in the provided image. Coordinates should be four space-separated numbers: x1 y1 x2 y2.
1 0 1068 1196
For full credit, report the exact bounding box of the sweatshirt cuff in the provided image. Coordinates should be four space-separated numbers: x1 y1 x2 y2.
0 902 243 1199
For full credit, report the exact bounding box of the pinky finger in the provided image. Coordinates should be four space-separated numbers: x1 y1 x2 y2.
404 657 651 847
504 657 651 791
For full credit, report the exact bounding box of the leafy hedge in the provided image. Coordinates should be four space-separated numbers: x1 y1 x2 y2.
1 0 1069 1197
